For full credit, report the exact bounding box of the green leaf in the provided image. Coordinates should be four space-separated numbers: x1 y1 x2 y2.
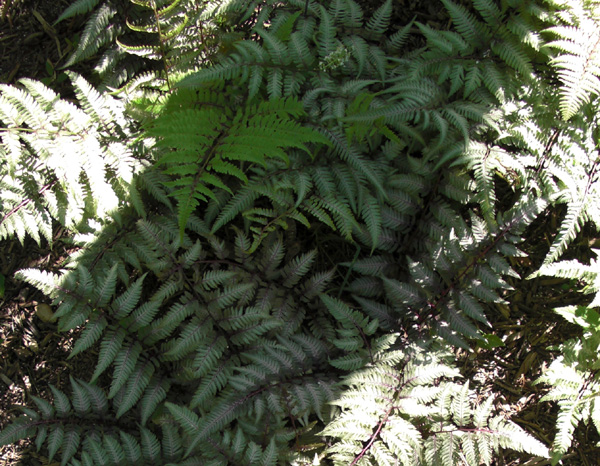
477 333 505 350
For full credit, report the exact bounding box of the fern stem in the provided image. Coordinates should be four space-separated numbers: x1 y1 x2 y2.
337 245 361 299
0 180 57 224
350 405 394 465
534 128 561 176
150 0 172 90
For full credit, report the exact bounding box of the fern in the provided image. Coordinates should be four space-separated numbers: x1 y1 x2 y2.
56 0 214 92
13 207 343 463
148 90 330 241
54 0 102 24
6 0 596 464
485 74 600 265
62 2 120 69
323 338 549 465
543 147 600 264
0 377 160 466
0 73 143 244
529 249 600 463
543 0 600 120
534 309 600 464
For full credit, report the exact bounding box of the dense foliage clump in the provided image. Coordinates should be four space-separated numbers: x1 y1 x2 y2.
2 0 600 464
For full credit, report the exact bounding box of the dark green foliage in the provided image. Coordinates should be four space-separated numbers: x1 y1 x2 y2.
56 0 213 91
17 194 340 463
4 0 600 464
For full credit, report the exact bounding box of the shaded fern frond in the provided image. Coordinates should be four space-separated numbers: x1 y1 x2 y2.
0 378 162 466
54 0 101 24
63 2 120 68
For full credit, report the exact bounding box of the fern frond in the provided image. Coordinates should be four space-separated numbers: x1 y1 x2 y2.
0 1 576 465
54 0 101 23
441 0 492 45
63 3 120 67
0 73 140 243
150 94 329 239
365 0 392 38
545 12 600 119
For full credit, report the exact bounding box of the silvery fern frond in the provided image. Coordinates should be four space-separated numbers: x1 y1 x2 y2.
0 73 143 243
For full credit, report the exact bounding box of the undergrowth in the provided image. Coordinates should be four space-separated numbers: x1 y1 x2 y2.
1 0 600 464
